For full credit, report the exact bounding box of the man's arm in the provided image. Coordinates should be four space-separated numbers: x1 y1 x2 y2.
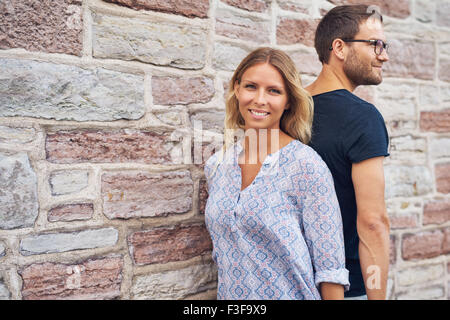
320 283 344 300
352 156 390 300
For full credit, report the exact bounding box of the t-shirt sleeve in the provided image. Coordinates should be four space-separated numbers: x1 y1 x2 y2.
343 104 390 163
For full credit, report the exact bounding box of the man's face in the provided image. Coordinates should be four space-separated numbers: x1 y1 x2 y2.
343 18 389 86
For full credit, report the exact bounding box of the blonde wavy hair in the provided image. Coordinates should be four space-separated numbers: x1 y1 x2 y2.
224 47 314 149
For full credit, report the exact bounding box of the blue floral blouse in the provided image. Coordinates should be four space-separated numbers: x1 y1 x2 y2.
204 139 349 300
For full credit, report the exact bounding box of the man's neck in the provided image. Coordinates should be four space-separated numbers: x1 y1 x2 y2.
305 63 356 96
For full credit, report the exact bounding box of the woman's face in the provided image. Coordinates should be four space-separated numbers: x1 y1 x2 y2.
235 62 289 131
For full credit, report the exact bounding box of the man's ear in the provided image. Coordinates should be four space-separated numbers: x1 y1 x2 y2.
330 39 346 61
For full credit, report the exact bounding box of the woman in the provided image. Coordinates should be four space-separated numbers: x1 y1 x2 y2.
204 47 349 299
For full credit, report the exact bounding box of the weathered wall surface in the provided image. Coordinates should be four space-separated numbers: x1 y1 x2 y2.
0 0 449 300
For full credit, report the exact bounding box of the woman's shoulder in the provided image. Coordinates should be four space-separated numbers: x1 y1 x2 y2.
285 140 331 175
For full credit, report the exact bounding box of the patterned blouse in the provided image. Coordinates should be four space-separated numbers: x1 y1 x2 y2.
204 140 349 300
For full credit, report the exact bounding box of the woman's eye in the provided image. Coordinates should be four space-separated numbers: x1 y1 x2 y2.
244 84 256 89
270 89 281 94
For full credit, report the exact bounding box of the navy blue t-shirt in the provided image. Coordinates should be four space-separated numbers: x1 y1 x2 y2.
308 89 389 297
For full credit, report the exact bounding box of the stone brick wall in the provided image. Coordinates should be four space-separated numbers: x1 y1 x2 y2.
0 0 449 300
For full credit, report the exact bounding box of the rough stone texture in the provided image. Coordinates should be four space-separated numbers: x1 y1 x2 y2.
152 76 215 105
444 227 450 254
383 39 435 80
46 130 178 164
397 285 445 300
103 0 209 18
0 152 39 230
131 262 217 299
190 110 226 133
20 228 118 255
0 242 5 258
389 212 419 229
221 0 268 12
128 224 212 265
0 281 11 300
213 42 250 72
435 163 450 194
389 235 396 265
389 136 427 163
0 0 83 56
430 138 450 159
276 18 318 47
436 0 450 27
49 171 89 196
420 109 450 133
48 203 94 222
102 171 193 219
290 50 323 76
439 58 450 82
402 230 444 260
215 7 270 43
92 13 207 70
397 264 444 287
327 0 411 18
278 0 311 13
20 257 123 300
0 59 145 121
384 166 433 198
0 126 36 144
198 179 208 215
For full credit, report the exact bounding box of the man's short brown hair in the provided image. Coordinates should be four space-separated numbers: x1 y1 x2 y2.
315 5 383 64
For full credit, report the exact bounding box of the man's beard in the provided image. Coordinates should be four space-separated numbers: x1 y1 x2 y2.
343 49 382 86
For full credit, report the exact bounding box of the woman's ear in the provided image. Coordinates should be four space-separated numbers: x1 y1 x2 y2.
233 80 240 96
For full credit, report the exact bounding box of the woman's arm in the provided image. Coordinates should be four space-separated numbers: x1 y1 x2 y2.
320 283 344 300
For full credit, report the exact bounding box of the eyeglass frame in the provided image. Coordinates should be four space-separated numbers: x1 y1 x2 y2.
328 39 389 55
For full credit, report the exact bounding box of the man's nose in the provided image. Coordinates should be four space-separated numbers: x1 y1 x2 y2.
378 49 389 62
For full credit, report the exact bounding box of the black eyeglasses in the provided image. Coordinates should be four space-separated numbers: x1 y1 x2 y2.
329 39 389 55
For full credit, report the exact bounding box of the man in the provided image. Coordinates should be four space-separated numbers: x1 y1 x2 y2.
306 5 390 300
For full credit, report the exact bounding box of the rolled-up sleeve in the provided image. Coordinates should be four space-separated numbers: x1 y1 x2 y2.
301 159 350 291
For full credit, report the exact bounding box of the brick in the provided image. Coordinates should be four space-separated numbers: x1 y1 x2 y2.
276 18 318 47
376 82 417 120
402 230 444 261
128 224 212 265
152 76 214 105
390 235 396 265
92 13 207 70
215 7 270 43
444 227 450 254
0 152 38 230
290 50 323 76
430 138 450 159
424 200 450 225
420 109 450 133
435 163 450 194
0 126 36 144
48 203 94 222
0 59 145 121
383 39 435 80
198 179 208 215
20 228 118 255
0 0 83 56
327 0 410 19
389 213 419 229
20 257 123 300
389 135 426 163
49 170 89 196
439 58 450 82
436 0 450 27
397 264 444 287
103 0 209 18
0 280 11 300
384 166 432 198
46 130 178 164
213 42 250 72
190 110 225 133
397 285 445 300
221 0 268 12
102 171 193 219
278 0 311 14
131 262 217 299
